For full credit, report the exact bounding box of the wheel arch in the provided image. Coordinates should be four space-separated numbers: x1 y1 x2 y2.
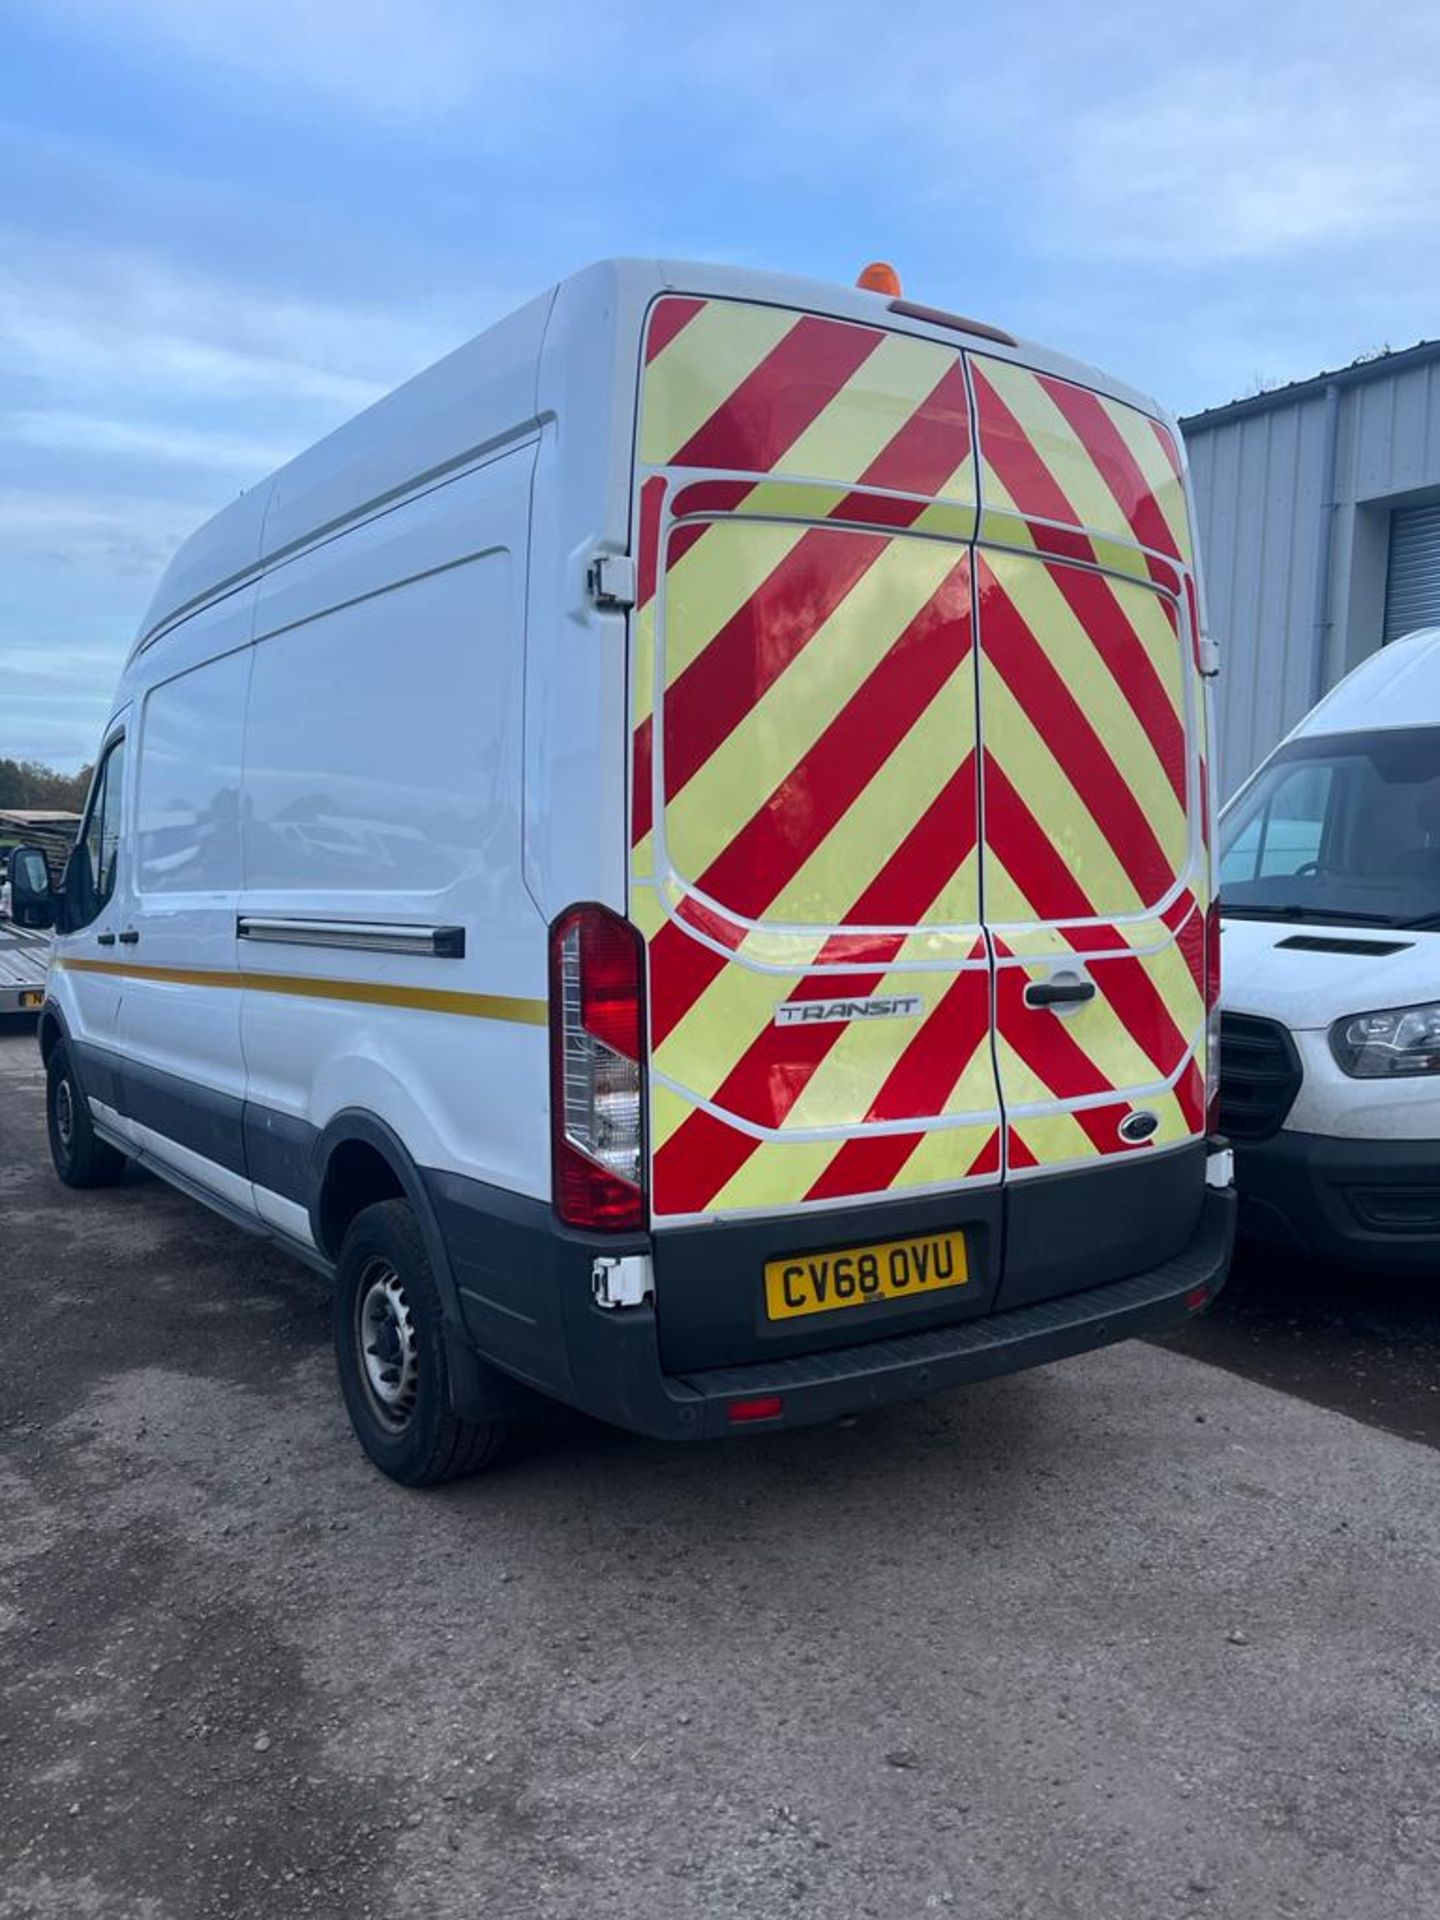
310 1110 540 1424
37 1003 68 1066
311 1114 453 1289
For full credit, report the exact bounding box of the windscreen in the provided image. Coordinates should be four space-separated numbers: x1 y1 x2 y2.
1220 725 1440 930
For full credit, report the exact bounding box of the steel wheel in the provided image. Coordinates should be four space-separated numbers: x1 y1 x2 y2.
54 1074 75 1158
333 1200 505 1485
354 1258 420 1432
45 1039 126 1190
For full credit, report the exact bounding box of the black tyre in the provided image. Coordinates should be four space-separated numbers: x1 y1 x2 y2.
47 1040 127 1190
333 1200 505 1487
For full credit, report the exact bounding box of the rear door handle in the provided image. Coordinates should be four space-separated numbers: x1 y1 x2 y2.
118 929 140 946
1023 979 1096 1009
96 932 116 947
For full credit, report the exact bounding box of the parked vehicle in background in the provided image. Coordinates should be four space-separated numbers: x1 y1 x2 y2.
1218 625 1440 1271
1 908 49 1021
10 257 1233 1484
0 809 83 892
1 847 54 1015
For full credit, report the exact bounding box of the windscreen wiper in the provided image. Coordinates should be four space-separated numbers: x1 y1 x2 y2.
1220 902 1399 926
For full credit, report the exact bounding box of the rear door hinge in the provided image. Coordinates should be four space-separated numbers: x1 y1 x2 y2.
587 553 637 611
1199 636 1221 677
591 1252 653 1309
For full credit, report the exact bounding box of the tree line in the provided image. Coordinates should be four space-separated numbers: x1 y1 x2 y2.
0 758 92 812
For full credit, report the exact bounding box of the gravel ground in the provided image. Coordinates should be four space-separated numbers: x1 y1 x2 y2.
2 1021 1437 1920
1169 1244 1440 1452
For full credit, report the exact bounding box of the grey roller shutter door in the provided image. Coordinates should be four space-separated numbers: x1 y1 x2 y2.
1384 502 1440 643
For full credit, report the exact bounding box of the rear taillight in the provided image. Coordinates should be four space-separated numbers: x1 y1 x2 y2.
549 904 646 1232
1204 896 1222 1132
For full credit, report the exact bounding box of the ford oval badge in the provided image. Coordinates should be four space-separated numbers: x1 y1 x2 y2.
1118 1109 1159 1144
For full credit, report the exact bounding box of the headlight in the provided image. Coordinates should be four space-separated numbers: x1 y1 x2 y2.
1329 1002 1440 1078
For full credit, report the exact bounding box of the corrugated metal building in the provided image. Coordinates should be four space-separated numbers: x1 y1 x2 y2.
1181 339 1440 798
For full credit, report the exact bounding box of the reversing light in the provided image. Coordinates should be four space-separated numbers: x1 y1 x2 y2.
856 261 903 296
549 904 647 1231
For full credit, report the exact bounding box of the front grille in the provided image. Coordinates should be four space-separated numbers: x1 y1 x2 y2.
1219 1013 1302 1142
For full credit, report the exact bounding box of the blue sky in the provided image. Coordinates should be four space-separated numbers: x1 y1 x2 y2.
3 0 1437 768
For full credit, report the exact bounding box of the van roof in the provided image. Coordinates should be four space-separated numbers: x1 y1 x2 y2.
128 256 1179 663
1293 626 1440 740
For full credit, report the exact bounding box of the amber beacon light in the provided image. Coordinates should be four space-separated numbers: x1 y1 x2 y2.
856 261 903 296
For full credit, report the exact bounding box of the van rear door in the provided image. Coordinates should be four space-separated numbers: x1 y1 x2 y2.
629 295 1210 1364
967 356 1207 1175
631 300 1001 1244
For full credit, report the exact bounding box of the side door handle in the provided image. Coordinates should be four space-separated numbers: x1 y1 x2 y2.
117 929 140 946
96 932 116 948
1023 979 1096 1010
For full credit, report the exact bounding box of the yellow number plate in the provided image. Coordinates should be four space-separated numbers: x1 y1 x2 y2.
764 1230 968 1321
20 991 43 1010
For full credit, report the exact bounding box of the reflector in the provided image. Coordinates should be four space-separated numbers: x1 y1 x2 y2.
727 1396 785 1423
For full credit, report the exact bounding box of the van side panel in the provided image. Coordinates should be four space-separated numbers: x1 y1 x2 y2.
522 260 663 921
237 446 548 1213
119 617 255 1210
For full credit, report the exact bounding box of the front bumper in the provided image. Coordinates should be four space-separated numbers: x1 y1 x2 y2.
1234 1129 1440 1274
552 1185 1236 1440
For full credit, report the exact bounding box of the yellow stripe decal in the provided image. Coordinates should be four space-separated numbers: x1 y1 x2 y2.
53 957 546 1025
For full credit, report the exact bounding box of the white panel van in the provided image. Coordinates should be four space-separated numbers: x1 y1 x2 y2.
12 260 1234 1483
1218 626 1440 1271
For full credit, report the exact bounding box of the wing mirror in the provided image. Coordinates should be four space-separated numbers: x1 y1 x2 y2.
7 846 57 929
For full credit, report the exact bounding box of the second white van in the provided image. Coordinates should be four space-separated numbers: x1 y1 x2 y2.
1219 626 1440 1272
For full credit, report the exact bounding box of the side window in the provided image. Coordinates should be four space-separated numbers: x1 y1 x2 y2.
72 737 127 928
244 552 509 894
137 652 247 894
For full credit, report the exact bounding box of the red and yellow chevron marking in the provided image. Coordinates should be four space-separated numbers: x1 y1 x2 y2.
971 353 1190 588
641 295 977 513
633 512 1000 1217
977 548 1190 921
993 921 1205 1172
977 538 1205 1172
643 942 1002 1217
631 295 1206 1213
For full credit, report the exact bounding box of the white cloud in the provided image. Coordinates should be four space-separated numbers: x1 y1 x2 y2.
0 492 194 764
40 0 600 125
653 2 1440 274
0 232 505 765
34 0 1440 284
1058 60 1435 265
0 487 200 578
0 243 452 410
7 411 301 478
